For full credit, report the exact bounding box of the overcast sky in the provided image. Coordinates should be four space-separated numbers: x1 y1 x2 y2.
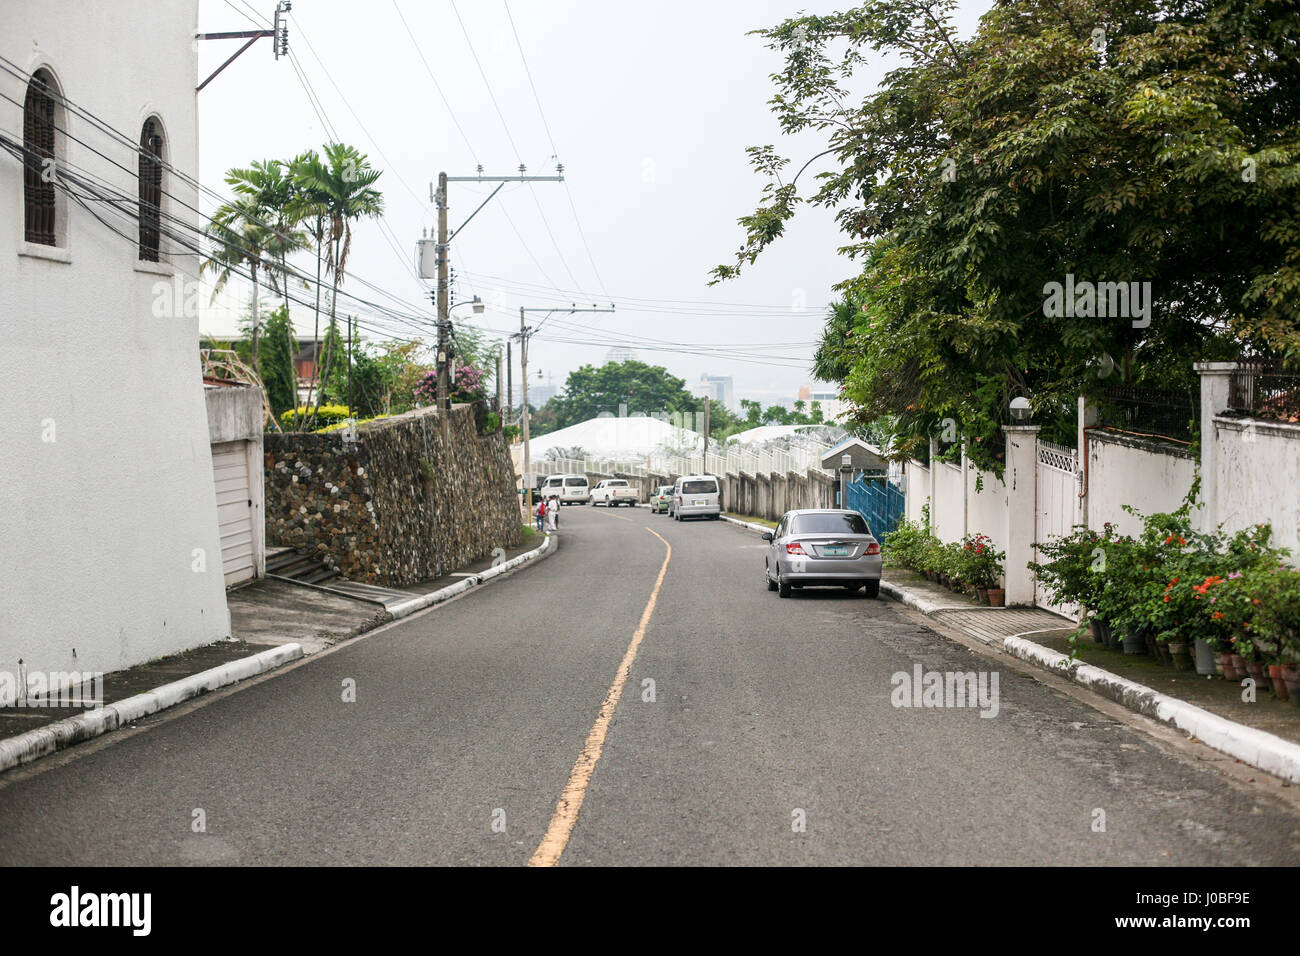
197 0 991 406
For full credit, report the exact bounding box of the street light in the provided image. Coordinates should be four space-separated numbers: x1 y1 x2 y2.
1009 396 1032 423
840 453 853 509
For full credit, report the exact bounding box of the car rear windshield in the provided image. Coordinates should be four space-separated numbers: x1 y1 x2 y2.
564 477 587 486
608 480 627 487
682 480 717 494
790 513 870 535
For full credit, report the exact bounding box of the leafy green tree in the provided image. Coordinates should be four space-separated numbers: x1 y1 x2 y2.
550 360 698 428
528 400 560 437
259 306 297 417
740 398 762 427
715 0 1300 468
317 317 348 409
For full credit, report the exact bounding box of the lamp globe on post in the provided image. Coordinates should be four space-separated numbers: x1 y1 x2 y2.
1009 396 1032 424
840 452 853 509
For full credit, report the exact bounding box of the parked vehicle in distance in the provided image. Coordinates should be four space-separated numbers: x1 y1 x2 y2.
650 485 674 514
559 474 591 505
762 509 882 598
591 479 640 507
538 475 566 500
670 474 721 520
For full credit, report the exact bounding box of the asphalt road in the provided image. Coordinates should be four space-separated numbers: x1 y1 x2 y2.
1 504 1297 865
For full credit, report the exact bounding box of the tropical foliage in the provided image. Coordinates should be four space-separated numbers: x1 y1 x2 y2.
715 0 1300 470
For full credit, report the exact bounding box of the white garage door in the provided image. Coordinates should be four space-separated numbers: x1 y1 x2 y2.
211 441 255 586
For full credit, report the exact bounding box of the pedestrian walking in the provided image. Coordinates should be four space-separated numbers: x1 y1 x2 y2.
547 495 559 532
535 496 546 533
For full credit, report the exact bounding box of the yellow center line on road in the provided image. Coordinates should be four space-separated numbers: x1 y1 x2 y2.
527 526 672 867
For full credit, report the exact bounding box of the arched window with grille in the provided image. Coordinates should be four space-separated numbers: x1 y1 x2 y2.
138 118 164 261
23 69 58 246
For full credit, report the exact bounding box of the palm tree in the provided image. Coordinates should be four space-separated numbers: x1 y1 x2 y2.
204 197 272 367
225 159 308 425
290 143 384 429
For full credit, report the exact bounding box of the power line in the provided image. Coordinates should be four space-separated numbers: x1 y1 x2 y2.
448 0 584 292
502 0 610 298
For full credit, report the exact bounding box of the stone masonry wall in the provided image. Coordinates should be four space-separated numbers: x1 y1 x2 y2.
265 404 521 586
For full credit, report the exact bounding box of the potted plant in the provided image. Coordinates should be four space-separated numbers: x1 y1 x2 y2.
960 533 1005 605
1164 630 1192 671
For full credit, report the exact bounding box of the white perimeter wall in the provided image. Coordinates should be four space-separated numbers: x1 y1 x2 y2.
0 0 228 691
1212 417 1300 558
1085 432 1195 538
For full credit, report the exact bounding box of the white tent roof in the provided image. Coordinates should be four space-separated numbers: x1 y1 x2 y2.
526 415 703 459
728 424 823 445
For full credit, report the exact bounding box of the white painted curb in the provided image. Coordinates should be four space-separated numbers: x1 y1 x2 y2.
998 633 1300 784
878 579 978 615
720 514 775 535
387 533 554 619
0 643 303 774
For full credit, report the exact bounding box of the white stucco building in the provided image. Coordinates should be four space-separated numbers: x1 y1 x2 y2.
0 0 230 694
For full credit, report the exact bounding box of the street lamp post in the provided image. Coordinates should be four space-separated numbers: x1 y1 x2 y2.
840 453 853 510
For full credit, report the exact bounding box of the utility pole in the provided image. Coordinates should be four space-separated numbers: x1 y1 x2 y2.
506 340 513 426
495 352 504 421
435 172 450 436
702 397 710 472
516 303 615 520
423 165 564 439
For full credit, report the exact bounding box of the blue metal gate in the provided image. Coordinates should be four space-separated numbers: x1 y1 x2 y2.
844 475 904 538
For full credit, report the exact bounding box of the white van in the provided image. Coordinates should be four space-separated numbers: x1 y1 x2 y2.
538 475 566 500
671 474 721 520
559 474 590 505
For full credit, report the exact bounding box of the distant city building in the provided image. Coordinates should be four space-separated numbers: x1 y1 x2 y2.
605 347 637 364
690 373 736 411
513 382 560 408
798 383 849 421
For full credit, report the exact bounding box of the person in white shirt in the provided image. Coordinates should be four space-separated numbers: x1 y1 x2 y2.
547 496 559 531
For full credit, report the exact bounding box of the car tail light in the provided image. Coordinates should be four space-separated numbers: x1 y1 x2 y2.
865 542 881 555
786 543 806 555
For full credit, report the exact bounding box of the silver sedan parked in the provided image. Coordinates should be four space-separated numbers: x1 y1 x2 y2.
762 509 882 598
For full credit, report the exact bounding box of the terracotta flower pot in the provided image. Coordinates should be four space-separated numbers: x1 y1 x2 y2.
975 587 988 605
986 588 1005 607
1229 654 1247 680
1244 660 1266 686
1214 651 1230 678
1282 665 1300 707
1268 664 1290 701
1168 641 1191 672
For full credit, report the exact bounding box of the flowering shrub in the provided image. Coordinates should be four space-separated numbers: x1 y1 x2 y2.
958 533 1005 590
1034 505 1297 662
279 404 352 429
413 364 488 406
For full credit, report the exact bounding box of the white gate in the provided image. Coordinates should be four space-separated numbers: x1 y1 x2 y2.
1034 439 1082 619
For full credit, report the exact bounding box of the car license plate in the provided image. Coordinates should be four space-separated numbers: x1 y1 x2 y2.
694 499 707 506
822 546 851 556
